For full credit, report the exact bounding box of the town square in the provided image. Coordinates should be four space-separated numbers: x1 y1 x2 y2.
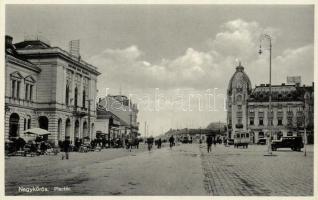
3 3 315 197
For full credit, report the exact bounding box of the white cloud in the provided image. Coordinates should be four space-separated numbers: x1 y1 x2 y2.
89 18 313 134
90 18 296 94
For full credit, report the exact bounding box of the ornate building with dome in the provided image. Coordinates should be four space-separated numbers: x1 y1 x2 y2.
227 63 314 144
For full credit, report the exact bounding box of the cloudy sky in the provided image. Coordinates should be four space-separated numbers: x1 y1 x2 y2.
6 5 314 136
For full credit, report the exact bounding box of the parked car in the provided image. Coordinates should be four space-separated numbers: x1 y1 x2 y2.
271 136 304 151
257 138 266 145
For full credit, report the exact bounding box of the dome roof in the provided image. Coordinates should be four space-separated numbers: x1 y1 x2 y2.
227 62 252 95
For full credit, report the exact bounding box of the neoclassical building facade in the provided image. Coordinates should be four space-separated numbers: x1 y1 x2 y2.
227 62 314 143
5 36 101 144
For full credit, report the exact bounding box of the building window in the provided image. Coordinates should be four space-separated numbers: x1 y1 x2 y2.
287 117 293 127
24 83 34 100
30 85 33 100
259 118 264 126
16 81 20 99
24 118 27 130
27 118 31 129
238 105 242 110
82 90 86 108
11 80 16 98
74 87 78 107
237 118 242 124
249 118 254 125
65 84 70 106
278 118 283 126
11 79 21 99
25 84 29 100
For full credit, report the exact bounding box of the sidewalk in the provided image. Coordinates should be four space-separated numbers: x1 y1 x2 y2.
200 144 313 196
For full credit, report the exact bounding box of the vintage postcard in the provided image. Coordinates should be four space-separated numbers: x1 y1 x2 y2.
2 1 316 199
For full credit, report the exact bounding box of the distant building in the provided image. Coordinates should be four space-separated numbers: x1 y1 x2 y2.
226 62 314 143
5 35 101 144
95 95 139 140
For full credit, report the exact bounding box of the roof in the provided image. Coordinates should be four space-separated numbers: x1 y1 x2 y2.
14 39 101 76
14 40 51 49
227 63 252 95
96 108 129 127
248 84 313 102
5 36 41 72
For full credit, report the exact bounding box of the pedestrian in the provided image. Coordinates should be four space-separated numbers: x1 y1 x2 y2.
169 135 175 149
147 137 154 151
157 138 162 149
128 137 132 152
62 136 71 160
207 135 213 153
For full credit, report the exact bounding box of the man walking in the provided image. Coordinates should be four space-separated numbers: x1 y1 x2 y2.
169 135 175 149
62 136 71 160
206 135 213 153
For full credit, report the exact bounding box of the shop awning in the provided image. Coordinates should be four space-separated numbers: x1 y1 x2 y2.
23 128 51 136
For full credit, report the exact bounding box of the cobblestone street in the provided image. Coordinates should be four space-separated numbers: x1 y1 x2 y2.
200 144 313 196
5 143 313 196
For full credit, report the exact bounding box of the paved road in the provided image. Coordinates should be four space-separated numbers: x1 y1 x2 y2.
200 144 313 196
5 143 313 196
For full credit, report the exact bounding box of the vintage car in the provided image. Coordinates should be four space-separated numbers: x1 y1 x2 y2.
271 136 304 151
257 138 267 145
234 131 250 148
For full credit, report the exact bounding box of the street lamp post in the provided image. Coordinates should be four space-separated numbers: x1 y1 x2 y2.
259 34 274 156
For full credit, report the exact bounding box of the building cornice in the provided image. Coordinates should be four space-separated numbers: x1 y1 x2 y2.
6 55 41 73
16 48 101 76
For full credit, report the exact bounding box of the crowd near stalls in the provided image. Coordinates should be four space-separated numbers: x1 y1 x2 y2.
5 126 145 157
5 129 56 157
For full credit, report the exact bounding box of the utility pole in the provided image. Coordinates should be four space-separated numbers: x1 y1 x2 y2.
259 34 275 156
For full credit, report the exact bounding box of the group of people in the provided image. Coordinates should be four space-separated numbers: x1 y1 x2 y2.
145 135 176 151
5 136 55 156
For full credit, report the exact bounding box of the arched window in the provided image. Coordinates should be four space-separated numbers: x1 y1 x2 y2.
38 116 49 130
83 121 88 138
9 113 20 138
24 115 31 130
74 87 78 107
57 119 62 141
74 120 80 140
65 118 71 139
